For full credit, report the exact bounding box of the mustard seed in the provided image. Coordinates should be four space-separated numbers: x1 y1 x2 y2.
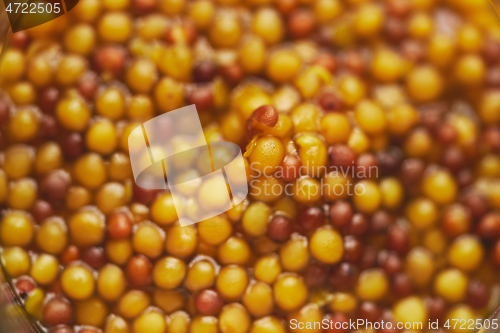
298 206 324 233
387 224 410 254
331 263 358 290
426 297 447 321
107 212 132 239
31 200 53 224
187 86 214 109
93 45 127 76
329 201 353 228
303 263 327 288
42 297 74 326
287 10 315 39
328 144 356 170
81 247 107 270
38 88 59 115
126 255 152 288
196 289 224 315
193 61 218 83
61 133 84 159
467 280 489 309
392 274 413 298
318 93 342 112
15 277 36 299
345 213 368 237
267 215 292 243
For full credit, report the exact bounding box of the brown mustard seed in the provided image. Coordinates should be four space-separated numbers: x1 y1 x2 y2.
81 247 107 270
329 201 353 228
133 0 157 15
467 280 490 309
48 280 64 296
77 73 99 100
483 126 500 152
42 297 74 326
107 212 132 239
457 169 474 189
476 213 500 241
378 251 401 276
482 39 500 64
462 191 489 221
359 246 378 270
370 210 393 234
386 224 410 254
343 236 363 263
392 273 413 298
251 105 279 128
41 171 71 203
303 263 328 288
267 215 292 243
10 31 30 50
60 133 84 159
357 301 381 322
15 277 36 299
60 245 80 265
384 18 406 44
437 124 458 145
318 93 342 112
41 115 59 139
442 204 471 238
441 146 465 173
0 98 9 126
279 154 301 182
132 182 160 205
288 9 316 39
31 200 53 224
298 206 324 233
94 45 127 76
400 158 425 187
220 64 244 86
387 0 411 18
328 144 356 170
276 0 297 15
193 61 218 83
187 86 214 109
315 26 333 47
356 153 378 179
345 213 368 237
247 105 279 139
426 297 447 321
195 289 225 315
38 87 60 115
331 263 358 290
126 255 153 287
